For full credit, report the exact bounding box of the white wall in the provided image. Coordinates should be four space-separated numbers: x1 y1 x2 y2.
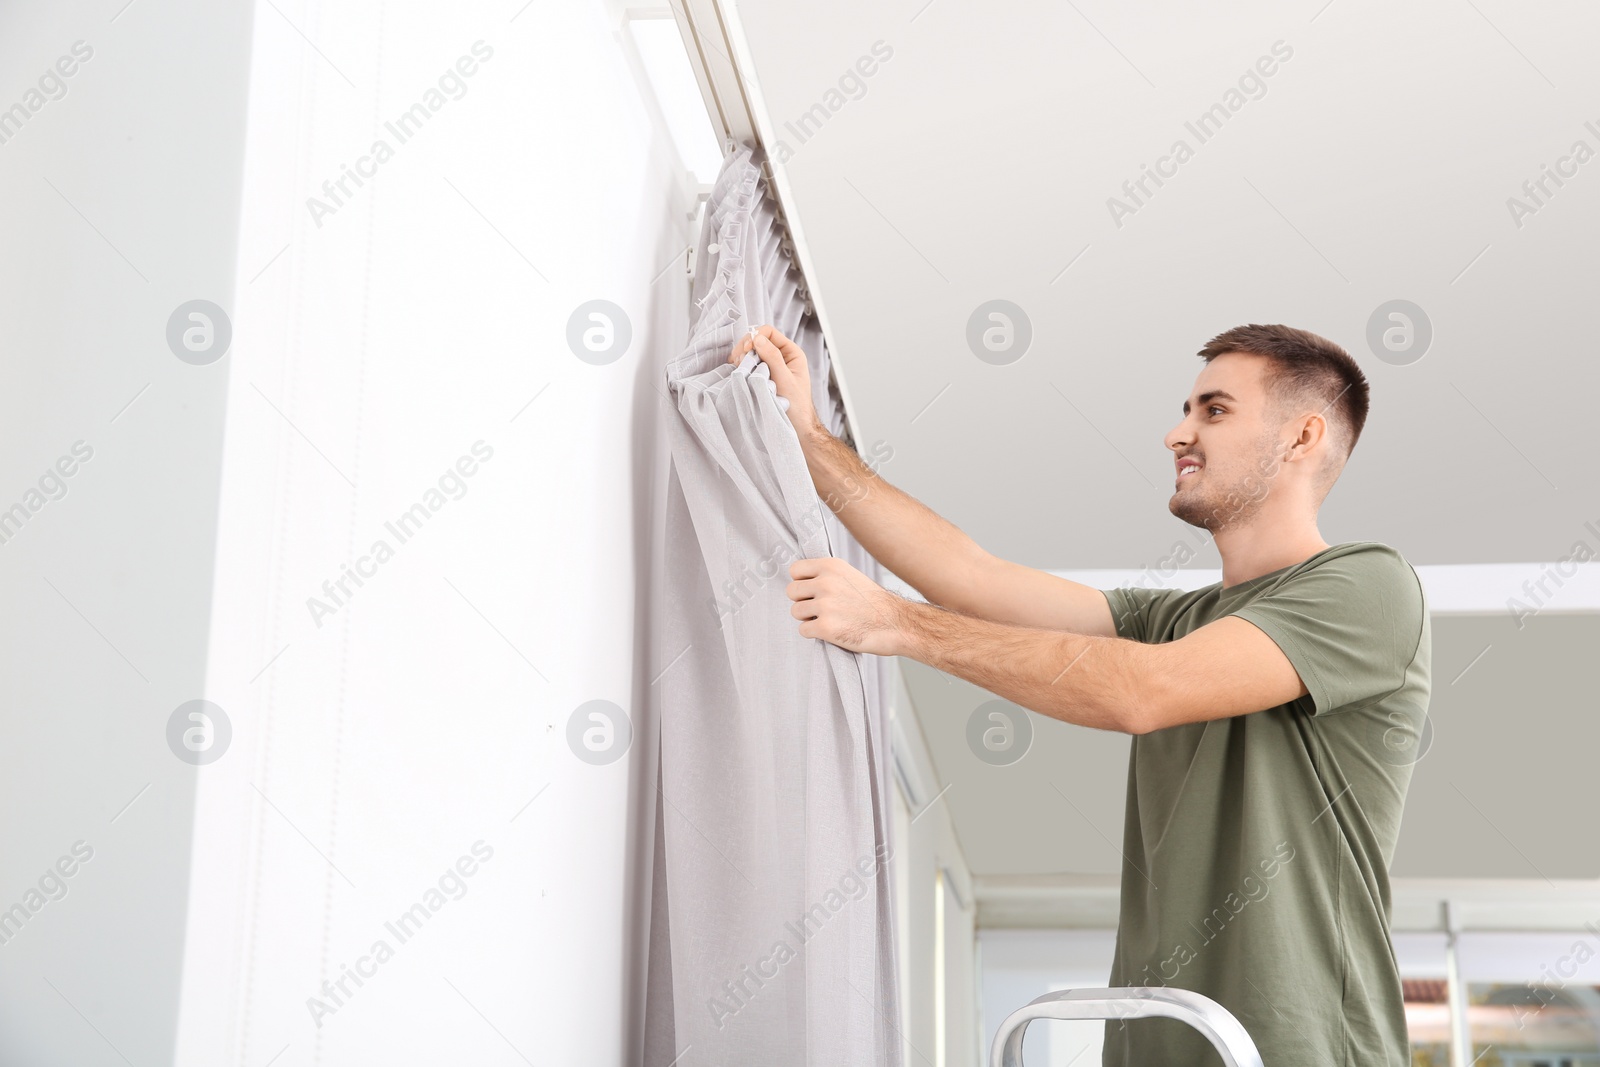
979 929 1119 1066
168 1 696 1064
891 667 982 1066
0 2 254 1063
3 3 960 1063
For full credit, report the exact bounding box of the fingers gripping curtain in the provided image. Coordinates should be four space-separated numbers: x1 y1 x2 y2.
644 145 900 1065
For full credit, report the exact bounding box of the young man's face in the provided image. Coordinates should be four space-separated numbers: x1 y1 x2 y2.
1164 351 1286 532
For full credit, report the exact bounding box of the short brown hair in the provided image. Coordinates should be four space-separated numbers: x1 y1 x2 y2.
1197 323 1370 468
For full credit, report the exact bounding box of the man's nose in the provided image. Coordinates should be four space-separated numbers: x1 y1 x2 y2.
1164 420 1193 452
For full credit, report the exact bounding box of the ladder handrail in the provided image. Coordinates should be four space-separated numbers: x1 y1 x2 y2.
989 986 1266 1067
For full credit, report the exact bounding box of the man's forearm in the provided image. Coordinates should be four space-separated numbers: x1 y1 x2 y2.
893 599 1154 734
800 426 991 612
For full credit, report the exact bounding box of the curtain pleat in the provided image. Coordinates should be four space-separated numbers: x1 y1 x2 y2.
643 145 900 1066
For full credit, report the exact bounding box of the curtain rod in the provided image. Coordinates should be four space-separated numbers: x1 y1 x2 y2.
665 0 867 450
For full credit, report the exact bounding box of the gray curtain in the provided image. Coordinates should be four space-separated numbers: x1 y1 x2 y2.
644 145 900 1066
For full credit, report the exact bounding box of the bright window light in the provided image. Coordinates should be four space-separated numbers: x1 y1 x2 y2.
627 16 723 183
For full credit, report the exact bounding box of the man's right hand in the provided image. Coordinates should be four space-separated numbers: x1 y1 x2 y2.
728 325 826 444
726 322 1117 639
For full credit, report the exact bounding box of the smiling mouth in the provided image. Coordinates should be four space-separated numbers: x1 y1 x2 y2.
1176 466 1202 484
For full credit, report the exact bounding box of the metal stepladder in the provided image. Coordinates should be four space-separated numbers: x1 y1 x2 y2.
988 986 1266 1067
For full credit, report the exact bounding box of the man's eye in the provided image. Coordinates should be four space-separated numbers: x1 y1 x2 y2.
1208 406 1225 417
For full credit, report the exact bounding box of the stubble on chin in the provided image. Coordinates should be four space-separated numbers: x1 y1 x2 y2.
1168 488 1217 531
1170 474 1262 533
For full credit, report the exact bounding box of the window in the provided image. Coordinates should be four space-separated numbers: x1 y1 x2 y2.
1464 983 1600 1067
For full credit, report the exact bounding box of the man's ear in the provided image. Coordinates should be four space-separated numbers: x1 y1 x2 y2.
1286 410 1328 463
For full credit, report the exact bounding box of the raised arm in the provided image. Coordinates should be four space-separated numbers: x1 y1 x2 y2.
733 325 1116 638
783 555 1310 736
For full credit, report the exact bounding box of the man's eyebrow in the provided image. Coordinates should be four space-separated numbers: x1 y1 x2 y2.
1182 389 1239 413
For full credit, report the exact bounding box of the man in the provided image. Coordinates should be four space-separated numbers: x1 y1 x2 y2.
728 321 1431 1066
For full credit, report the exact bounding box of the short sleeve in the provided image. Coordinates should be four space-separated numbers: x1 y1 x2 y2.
1229 544 1427 716
1102 585 1188 644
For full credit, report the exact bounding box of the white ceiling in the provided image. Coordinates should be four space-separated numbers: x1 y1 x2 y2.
715 0 1599 880
733 0 1594 570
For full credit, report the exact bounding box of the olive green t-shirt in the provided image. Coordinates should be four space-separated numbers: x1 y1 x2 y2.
1098 541 1431 1067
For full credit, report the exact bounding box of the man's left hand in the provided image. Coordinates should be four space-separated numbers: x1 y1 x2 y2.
786 557 909 656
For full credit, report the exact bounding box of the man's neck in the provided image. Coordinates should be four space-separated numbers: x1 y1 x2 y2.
1215 522 1332 589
